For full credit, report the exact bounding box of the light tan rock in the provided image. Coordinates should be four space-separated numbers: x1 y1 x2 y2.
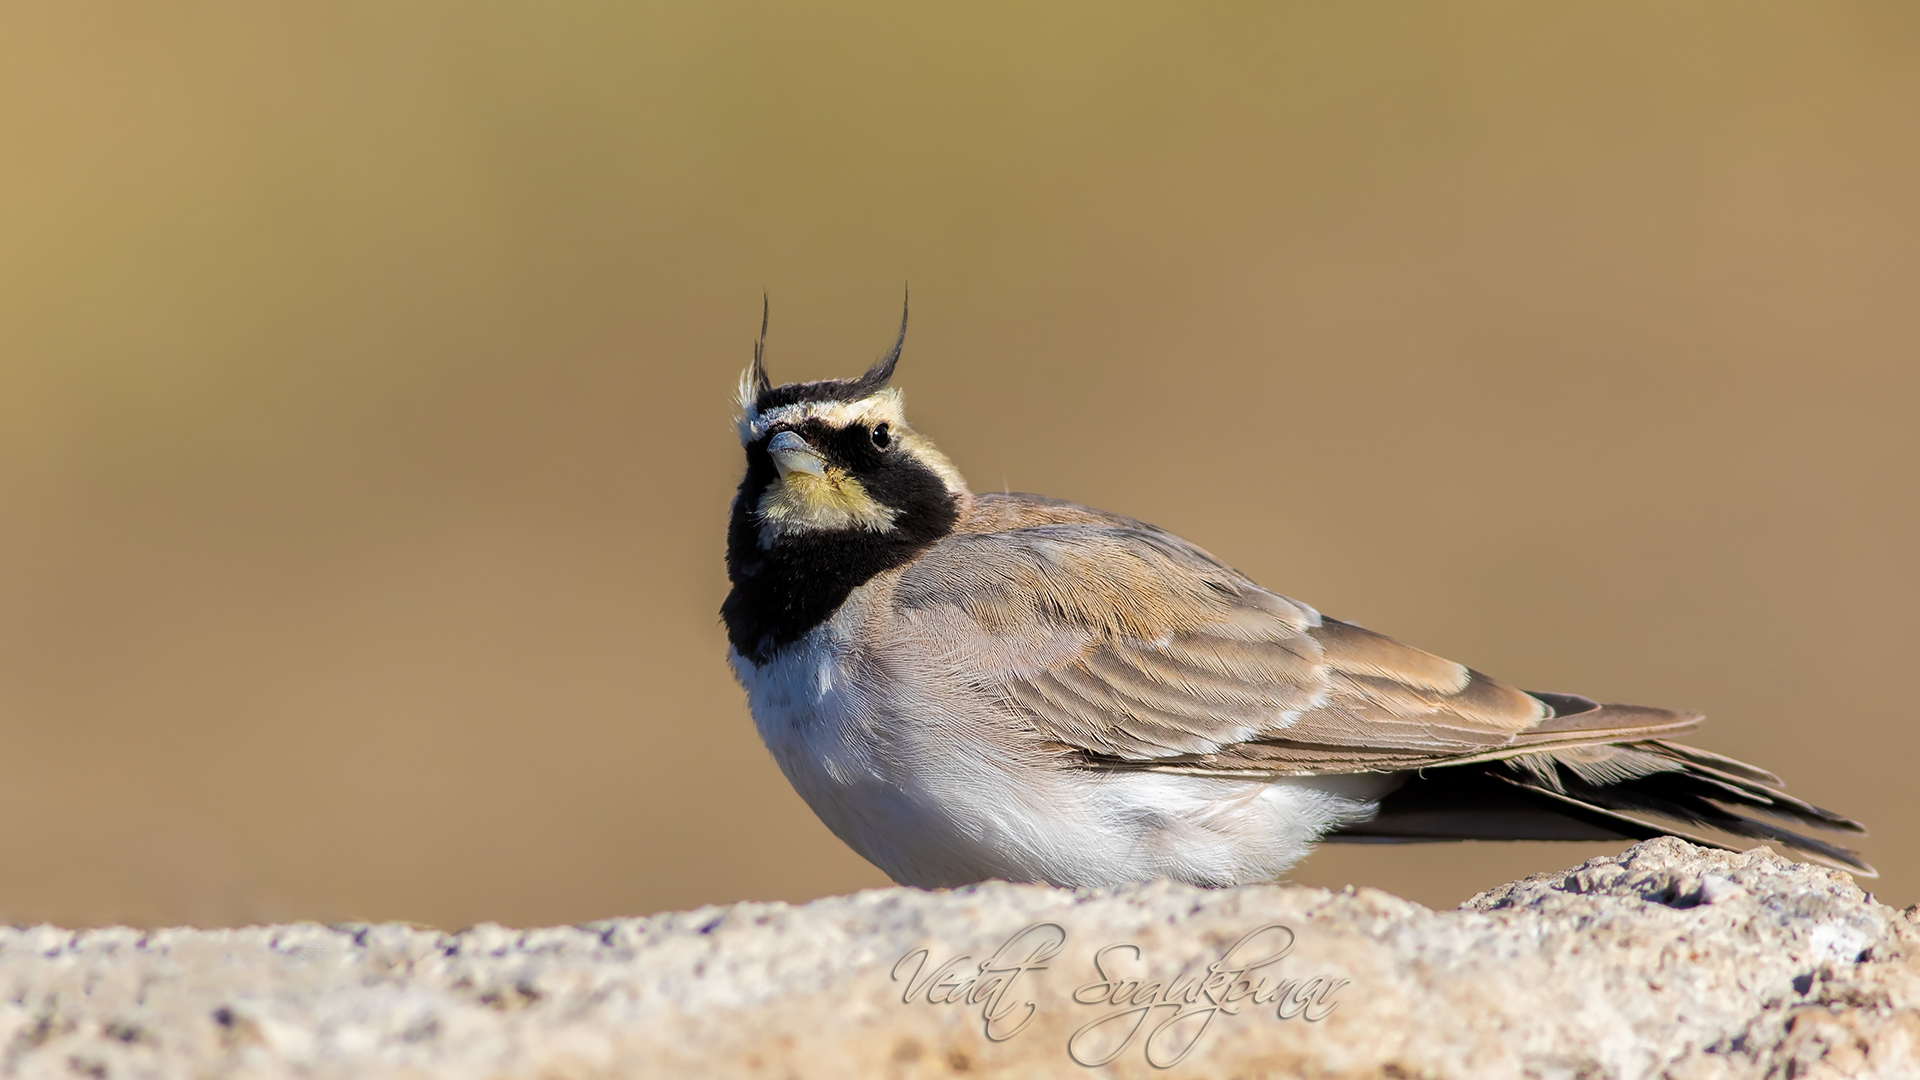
2 838 1916 1079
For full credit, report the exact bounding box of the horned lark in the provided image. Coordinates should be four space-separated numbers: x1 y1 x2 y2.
723 298 1870 888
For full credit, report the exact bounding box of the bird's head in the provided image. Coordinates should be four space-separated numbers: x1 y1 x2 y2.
730 295 967 553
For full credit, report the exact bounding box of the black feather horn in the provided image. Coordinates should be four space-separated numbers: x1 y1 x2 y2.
748 293 773 398
844 285 907 398
748 287 910 411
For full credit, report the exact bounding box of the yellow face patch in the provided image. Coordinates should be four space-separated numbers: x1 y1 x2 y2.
756 466 899 548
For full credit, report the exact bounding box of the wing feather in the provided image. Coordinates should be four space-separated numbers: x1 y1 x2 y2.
894 514 1699 776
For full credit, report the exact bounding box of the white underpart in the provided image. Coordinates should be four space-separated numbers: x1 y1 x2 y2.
731 587 1393 889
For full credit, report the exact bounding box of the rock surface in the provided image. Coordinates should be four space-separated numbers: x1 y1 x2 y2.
2 838 1917 1078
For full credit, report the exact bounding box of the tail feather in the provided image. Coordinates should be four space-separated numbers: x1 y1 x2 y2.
1327 739 1873 876
1645 739 1786 789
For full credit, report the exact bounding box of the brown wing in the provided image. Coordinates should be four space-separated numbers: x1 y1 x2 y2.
891 518 1699 776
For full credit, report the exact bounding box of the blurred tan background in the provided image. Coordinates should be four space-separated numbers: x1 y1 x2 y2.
1 2 1915 928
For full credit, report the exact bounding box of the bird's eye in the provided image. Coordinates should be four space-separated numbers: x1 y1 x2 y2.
871 423 891 449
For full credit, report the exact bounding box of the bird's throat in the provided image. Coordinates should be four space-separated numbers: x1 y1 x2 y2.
722 470 959 662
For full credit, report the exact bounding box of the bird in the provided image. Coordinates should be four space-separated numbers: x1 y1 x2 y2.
722 295 1871 889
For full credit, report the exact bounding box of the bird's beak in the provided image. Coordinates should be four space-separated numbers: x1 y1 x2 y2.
767 430 828 478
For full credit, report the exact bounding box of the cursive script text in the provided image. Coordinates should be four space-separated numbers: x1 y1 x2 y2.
891 922 1067 1041
1067 925 1348 1067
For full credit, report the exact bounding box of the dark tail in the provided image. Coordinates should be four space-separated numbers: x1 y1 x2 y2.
1326 739 1873 875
